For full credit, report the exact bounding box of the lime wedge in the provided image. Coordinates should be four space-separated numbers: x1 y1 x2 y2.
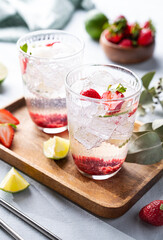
43 136 70 159
0 62 8 85
0 167 30 193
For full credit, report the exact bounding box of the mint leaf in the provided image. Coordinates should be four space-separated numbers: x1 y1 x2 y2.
20 43 28 53
107 84 112 91
116 83 127 93
141 71 155 89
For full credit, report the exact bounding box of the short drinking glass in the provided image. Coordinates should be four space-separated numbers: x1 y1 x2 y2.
65 64 142 180
17 30 84 134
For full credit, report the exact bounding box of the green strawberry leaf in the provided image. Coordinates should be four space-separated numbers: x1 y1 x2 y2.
141 71 155 89
20 43 28 53
160 204 163 211
126 132 163 165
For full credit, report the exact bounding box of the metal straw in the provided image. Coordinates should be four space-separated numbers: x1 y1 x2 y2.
0 198 61 240
0 218 24 240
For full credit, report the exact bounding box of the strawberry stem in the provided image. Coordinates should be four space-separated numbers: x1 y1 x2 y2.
160 204 163 211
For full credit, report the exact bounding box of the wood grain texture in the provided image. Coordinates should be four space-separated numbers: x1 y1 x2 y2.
0 98 162 218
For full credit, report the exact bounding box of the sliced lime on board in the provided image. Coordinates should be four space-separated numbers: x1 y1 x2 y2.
0 167 30 193
43 136 70 159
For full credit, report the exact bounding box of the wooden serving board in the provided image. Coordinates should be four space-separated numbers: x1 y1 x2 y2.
0 97 163 218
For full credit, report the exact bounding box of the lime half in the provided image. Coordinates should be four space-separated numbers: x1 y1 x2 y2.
0 62 8 85
85 9 108 40
43 136 70 159
0 167 30 193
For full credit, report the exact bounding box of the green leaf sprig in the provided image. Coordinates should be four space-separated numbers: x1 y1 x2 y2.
20 43 28 53
107 83 127 93
126 119 163 165
138 72 163 115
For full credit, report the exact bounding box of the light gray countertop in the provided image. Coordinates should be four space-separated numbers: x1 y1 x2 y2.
0 1 163 239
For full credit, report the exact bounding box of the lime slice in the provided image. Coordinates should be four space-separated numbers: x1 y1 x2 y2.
0 167 30 193
0 62 8 85
43 136 70 159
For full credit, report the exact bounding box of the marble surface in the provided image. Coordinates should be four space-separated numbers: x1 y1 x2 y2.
0 0 163 239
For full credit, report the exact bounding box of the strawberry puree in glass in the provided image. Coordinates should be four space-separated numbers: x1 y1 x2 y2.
65 64 141 180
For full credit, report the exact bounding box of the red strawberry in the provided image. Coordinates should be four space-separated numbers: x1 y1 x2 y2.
0 109 19 125
119 39 132 47
139 200 163 226
143 20 155 33
105 30 124 44
0 124 14 148
46 42 60 47
80 89 101 99
102 91 124 113
19 56 28 74
138 28 154 46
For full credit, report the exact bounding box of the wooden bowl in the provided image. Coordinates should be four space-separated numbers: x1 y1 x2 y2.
100 30 155 64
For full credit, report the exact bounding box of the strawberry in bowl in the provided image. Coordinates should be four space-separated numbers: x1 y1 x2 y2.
100 15 155 64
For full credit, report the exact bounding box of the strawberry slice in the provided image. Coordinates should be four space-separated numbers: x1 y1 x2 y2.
80 89 101 99
102 91 124 113
19 56 28 74
0 109 19 125
0 124 14 148
46 42 60 47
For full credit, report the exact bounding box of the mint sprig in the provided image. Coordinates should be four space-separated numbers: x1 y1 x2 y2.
116 83 127 93
107 83 127 93
20 43 28 53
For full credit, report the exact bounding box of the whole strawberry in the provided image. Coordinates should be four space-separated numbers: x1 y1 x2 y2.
138 28 154 46
119 39 132 47
105 30 124 43
139 200 163 226
143 19 156 33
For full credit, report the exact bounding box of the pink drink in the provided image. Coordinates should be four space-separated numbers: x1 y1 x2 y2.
17 30 84 134
65 65 141 180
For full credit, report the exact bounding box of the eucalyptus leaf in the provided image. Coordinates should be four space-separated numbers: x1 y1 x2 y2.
139 90 153 107
126 132 163 164
152 119 163 130
141 71 155 89
137 105 146 116
148 87 156 97
139 122 153 132
152 119 163 141
160 100 163 108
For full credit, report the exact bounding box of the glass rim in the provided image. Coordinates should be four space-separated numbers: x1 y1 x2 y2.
17 29 85 61
65 64 142 102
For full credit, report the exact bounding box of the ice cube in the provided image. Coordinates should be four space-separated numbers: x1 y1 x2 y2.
74 126 103 150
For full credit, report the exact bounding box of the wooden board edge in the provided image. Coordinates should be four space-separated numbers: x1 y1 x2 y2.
2 97 25 111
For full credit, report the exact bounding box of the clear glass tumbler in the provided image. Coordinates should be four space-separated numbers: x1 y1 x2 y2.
17 30 84 134
65 64 142 180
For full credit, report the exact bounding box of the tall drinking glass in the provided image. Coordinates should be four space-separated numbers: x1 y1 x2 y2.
65 64 142 180
17 30 84 134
